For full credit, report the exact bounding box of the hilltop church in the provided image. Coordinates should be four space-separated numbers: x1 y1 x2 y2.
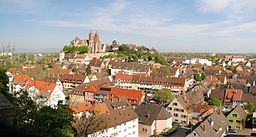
70 31 106 53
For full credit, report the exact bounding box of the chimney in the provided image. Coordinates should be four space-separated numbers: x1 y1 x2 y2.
201 125 206 131
210 118 214 126
217 109 221 115
184 96 187 102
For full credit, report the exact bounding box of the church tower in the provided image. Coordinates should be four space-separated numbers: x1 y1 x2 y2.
88 29 94 52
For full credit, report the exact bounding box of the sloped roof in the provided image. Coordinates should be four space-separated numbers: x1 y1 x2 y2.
135 103 172 125
13 74 33 85
60 74 85 84
69 102 92 113
224 89 243 103
230 105 247 120
107 87 145 105
26 80 56 98
189 110 229 137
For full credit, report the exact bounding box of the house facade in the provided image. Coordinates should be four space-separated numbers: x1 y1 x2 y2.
89 97 139 137
135 104 172 137
227 106 247 131
186 110 229 137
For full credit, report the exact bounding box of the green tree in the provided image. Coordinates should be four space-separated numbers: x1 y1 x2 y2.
209 98 222 106
78 46 89 54
86 66 92 75
194 73 202 81
118 44 130 51
33 104 74 137
0 67 8 95
165 66 171 77
154 89 173 104
63 45 88 54
246 102 256 114
11 89 38 131
201 73 206 80
148 55 153 61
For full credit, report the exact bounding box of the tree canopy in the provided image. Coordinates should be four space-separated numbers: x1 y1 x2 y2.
0 67 8 95
154 89 174 104
63 46 89 54
33 104 74 137
246 102 256 114
209 98 222 106
5 85 75 136
114 44 169 65
72 112 106 137
194 73 207 81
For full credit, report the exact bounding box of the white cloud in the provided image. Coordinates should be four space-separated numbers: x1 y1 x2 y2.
28 0 256 51
198 0 256 20
198 0 232 12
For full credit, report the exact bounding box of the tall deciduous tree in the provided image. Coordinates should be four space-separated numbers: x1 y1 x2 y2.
33 104 74 137
154 89 174 104
72 112 107 137
0 67 8 94
246 102 256 114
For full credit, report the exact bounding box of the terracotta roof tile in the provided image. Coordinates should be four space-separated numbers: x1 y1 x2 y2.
224 89 243 103
69 102 92 113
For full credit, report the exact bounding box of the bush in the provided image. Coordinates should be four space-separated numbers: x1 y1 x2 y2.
63 45 88 54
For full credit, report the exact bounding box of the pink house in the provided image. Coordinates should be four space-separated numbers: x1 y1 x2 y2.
135 104 172 137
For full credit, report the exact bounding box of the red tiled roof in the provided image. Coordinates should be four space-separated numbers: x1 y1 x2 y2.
114 73 133 82
86 86 98 93
26 80 56 98
224 89 243 103
69 102 92 113
74 54 86 59
60 74 85 84
48 68 71 75
89 58 103 67
105 87 145 105
13 74 33 85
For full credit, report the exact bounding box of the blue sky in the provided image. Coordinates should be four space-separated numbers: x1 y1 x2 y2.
1 0 256 53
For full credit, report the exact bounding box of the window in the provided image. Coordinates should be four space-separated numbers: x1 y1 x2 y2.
174 113 178 117
236 126 240 129
233 114 237 117
229 120 233 123
173 102 178 106
181 115 187 118
236 120 241 124
142 128 147 132
168 107 172 110
174 108 179 112
180 109 184 112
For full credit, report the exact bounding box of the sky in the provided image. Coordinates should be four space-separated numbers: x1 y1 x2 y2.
0 0 256 53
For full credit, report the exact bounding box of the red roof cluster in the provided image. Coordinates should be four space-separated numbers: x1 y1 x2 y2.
26 80 57 98
224 89 243 103
106 87 145 105
13 74 33 85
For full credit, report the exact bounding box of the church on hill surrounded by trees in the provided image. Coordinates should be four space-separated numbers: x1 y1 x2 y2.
70 30 106 53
